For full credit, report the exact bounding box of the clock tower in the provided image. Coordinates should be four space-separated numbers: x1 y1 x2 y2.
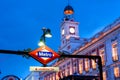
59 5 83 54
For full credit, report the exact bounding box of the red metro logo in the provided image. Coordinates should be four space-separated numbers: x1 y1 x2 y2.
29 45 60 65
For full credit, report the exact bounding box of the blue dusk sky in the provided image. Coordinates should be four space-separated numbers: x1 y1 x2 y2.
0 0 120 79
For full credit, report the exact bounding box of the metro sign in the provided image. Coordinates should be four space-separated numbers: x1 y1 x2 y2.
29 45 60 65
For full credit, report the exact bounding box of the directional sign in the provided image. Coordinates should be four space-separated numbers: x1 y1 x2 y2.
30 66 59 72
29 45 60 65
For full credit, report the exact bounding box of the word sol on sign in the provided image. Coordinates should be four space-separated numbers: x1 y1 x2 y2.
30 66 59 72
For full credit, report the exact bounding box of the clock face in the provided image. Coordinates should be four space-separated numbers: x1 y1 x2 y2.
62 29 65 35
69 27 75 34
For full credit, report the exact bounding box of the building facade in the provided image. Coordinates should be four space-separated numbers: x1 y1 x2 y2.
25 5 120 80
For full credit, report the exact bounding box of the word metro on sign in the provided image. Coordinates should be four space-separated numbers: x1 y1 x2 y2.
37 51 53 58
29 45 60 65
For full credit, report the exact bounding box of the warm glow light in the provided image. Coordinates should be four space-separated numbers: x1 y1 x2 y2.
112 42 118 61
85 58 89 72
64 10 74 15
38 41 45 46
114 67 120 77
103 71 106 80
79 60 83 74
99 49 105 66
92 59 96 69
91 53 97 69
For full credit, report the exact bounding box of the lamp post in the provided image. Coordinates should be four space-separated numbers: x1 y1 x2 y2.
38 27 52 46
38 27 52 67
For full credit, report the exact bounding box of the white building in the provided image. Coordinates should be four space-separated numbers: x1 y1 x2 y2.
25 4 120 80
24 72 41 80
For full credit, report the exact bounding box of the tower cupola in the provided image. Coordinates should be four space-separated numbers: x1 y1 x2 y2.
64 5 74 15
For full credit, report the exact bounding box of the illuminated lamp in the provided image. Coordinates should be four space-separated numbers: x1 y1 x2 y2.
64 5 74 15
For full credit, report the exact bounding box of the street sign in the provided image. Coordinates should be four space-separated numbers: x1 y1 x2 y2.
30 66 59 72
29 45 60 65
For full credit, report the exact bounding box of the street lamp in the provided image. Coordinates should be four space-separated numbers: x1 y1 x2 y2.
38 27 52 46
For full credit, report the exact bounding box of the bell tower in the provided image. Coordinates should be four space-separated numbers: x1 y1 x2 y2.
59 5 82 54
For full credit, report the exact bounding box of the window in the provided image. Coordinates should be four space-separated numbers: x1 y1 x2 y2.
56 72 59 80
114 67 120 78
91 53 97 69
50 75 52 80
62 28 65 35
67 45 71 50
92 59 96 69
67 62 70 76
52 74 55 80
99 49 105 66
85 58 89 72
47 76 49 80
103 71 107 80
79 60 83 74
73 63 77 73
44 77 46 80
67 66 70 76
112 41 118 61
62 69 65 77
62 40 64 44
